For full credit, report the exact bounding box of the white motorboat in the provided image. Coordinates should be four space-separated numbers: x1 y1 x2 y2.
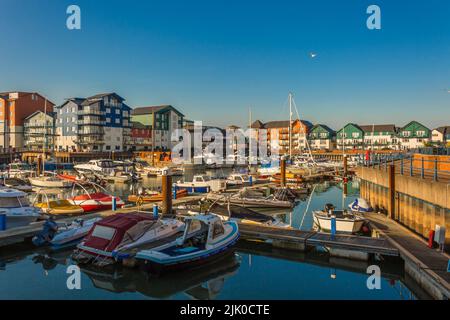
29 174 73 188
313 204 367 234
174 175 227 193
74 159 116 175
136 213 240 274
112 219 185 261
2 177 33 192
0 188 42 229
226 173 252 186
2 161 35 179
146 166 184 176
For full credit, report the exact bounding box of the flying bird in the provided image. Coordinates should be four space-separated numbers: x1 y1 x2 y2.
310 52 317 59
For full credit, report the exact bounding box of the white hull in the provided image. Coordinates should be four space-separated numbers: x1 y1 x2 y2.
29 177 73 188
51 218 101 246
6 215 40 229
313 212 366 234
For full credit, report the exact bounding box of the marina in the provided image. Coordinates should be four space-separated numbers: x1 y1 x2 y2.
0 154 448 300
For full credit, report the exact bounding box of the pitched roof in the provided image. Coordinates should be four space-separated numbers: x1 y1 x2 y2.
311 124 336 134
24 110 56 120
252 119 313 129
0 92 55 106
131 105 184 117
82 92 124 106
433 126 450 134
359 124 396 133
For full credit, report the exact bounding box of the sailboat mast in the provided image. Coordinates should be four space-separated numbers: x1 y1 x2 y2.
42 97 47 174
288 92 292 158
248 107 252 165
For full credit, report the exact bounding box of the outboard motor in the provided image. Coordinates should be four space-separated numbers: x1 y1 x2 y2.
324 203 335 213
32 218 59 247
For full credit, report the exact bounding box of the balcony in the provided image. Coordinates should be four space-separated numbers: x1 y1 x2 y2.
78 119 105 126
78 109 105 116
75 137 105 145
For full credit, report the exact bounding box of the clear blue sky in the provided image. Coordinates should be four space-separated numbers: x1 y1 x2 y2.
0 0 449 129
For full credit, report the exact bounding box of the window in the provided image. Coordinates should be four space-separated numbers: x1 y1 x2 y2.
105 145 111 150
115 146 120 150
352 132 359 138
115 119 120 124
92 225 115 240
115 109 120 115
106 108 111 113
106 118 111 123
0 197 21 207
416 130 425 137
212 221 225 239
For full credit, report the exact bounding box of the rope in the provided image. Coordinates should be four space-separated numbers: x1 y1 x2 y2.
299 184 317 230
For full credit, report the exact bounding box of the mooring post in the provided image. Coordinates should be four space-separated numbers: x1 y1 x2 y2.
112 196 117 211
421 158 424 179
280 158 286 187
162 173 173 215
331 217 336 240
343 155 348 178
388 164 396 219
37 156 42 176
433 158 438 182
153 204 159 219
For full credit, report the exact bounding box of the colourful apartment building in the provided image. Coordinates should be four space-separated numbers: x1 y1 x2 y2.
129 121 153 151
131 105 184 151
0 92 55 150
251 119 313 155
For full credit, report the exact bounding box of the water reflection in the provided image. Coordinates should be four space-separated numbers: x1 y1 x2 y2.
80 253 240 300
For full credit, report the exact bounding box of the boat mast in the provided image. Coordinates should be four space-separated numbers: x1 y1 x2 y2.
42 96 47 175
248 107 252 166
288 92 293 159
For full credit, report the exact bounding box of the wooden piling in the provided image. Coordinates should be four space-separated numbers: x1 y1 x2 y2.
343 155 348 178
37 156 42 176
280 158 286 187
161 174 173 215
388 164 395 219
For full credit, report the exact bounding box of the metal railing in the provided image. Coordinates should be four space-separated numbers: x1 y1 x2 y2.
360 153 450 182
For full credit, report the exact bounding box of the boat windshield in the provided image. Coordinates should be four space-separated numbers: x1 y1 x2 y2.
0 196 22 208
203 176 211 181
91 225 116 240
18 196 30 206
10 163 31 170
241 175 249 181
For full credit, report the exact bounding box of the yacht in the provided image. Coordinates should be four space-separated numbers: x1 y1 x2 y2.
174 175 227 193
0 188 42 229
74 159 116 175
226 173 251 187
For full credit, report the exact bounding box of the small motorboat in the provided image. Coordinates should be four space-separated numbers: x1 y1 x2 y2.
348 198 373 213
178 203 290 228
136 213 239 274
68 183 125 212
29 173 73 188
0 188 42 229
207 191 294 209
104 171 132 183
112 219 185 261
34 199 84 216
174 175 227 193
32 217 101 248
1 177 33 192
72 213 183 266
226 174 252 187
127 189 188 203
313 204 368 234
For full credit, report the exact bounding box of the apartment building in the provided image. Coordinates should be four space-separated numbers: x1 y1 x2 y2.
23 111 57 151
131 105 184 151
0 92 55 150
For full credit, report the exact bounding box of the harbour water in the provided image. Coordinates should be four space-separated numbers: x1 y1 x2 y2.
0 177 423 300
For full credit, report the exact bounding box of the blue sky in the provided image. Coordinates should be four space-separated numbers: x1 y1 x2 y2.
0 0 449 129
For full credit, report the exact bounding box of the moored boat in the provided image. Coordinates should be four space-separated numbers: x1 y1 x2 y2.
1 177 33 192
136 213 239 274
128 189 188 203
313 204 367 234
174 175 227 193
0 188 42 229
68 183 125 212
29 174 73 188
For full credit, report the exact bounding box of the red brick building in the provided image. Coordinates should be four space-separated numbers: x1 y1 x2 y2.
0 92 55 149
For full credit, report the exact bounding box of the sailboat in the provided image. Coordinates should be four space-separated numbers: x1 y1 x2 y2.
27 97 73 189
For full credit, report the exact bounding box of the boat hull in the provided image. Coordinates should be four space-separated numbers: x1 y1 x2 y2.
29 177 73 188
313 215 366 234
6 215 40 229
174 185 210 194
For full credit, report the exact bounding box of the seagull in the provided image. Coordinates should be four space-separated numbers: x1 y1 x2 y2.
310 52 317 59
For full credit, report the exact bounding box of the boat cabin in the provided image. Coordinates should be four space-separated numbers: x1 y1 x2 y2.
176 214 226 250
192 175 211 183
227 174 251 185
0 189 31 208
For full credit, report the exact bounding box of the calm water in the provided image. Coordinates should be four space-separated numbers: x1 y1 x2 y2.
1 175 422 300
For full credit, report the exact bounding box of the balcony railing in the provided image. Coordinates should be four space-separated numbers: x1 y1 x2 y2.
78 109 105 116
78 119 105 126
